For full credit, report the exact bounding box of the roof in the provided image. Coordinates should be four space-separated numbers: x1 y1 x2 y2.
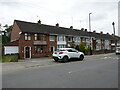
15 20 120 40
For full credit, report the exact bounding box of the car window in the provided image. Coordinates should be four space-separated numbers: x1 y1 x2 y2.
67 49 78 52
72 49 78 52
56 49 65 52
67 50 73 52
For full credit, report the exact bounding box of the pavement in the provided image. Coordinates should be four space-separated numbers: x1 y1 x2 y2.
2 53 118 73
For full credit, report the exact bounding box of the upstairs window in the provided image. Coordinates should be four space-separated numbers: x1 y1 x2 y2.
25 33 31 40
34 34 46 41
74 36 80 42
68 37 72 42
50 36 55 41
57 35 65 41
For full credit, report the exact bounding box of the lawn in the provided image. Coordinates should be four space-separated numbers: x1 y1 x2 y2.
0 55 18 63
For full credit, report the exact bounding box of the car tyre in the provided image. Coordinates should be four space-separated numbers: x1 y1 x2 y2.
79 55 84 61
63 56 69 62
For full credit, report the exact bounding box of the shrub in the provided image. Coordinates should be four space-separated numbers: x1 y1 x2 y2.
85 45 90 55
70 43 75 48
79 42 85 53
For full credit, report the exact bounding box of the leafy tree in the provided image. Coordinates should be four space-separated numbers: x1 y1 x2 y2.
2 24 12 45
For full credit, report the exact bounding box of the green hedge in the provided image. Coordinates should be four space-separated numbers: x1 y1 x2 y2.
1 55 18 62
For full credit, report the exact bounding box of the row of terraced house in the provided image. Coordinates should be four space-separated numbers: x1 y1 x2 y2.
3 20 120 59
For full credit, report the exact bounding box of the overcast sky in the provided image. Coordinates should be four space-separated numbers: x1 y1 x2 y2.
0 0 119 35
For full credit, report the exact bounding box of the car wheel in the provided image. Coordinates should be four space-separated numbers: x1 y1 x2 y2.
63 56 69 62
53 57 58 62
79 55 84 61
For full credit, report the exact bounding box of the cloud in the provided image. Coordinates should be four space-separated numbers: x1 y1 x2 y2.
0 0 119 35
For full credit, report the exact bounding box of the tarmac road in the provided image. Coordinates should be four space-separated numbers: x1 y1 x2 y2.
2 53 119 88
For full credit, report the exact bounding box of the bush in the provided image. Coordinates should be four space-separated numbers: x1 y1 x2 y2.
70 43 75 48
2 55 18 62
79 42 85 53
85 45 90 55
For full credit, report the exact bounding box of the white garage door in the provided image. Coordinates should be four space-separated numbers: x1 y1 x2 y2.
4 46 19 55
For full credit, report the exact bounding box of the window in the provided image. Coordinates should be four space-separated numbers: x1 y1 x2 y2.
105 40 110 50
50 36 55 41
37 34 42 40
34 34 46 41
57 45 66 49
74 36 80 42
57 36 65 41
68 37 72 42
35 34 37 40
34 46 46 53
25 33 31 40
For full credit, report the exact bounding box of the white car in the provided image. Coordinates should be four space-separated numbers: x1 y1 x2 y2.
116 47 120 54
52 48 84 62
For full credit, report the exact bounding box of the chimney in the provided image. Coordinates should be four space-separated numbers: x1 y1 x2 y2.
37 20 41 24
70 26 73 29
93 30 96 33
100 31 103 34
106 32 109 35
84 29 87 31
81 28 84 31
112 34 114 36
56 23 59 27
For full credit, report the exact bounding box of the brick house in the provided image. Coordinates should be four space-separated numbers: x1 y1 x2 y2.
4 20 120 59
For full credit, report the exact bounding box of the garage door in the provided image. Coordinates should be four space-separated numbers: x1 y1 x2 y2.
4 46 19 55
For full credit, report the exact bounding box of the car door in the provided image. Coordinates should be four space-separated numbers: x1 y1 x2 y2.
71 49 79 58
67 49 79 58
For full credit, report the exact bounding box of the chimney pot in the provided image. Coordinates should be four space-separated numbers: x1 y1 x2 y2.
84 29 87 31
70 26 73 29
93 30 96 33
56 23 59 27
37 20 41 24
81 28 84 31
100 31 103 34
107 32 109 35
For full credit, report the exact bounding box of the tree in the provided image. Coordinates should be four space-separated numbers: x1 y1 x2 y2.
2 24 12 45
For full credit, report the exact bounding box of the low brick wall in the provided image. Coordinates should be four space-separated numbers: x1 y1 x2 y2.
92 50 115 55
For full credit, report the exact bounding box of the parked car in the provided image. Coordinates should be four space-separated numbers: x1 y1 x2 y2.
52 48 84 62
116 47 120 54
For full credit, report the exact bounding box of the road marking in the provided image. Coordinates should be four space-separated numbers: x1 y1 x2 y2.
68 71 72 74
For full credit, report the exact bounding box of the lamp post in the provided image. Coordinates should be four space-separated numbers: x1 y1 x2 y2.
112 22 115 36
89 13 92 55
112 22 117 50
89 13 92 32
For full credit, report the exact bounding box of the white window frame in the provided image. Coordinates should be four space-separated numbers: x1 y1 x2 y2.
57 35 66 41
25 33 31 40
50 36 55 41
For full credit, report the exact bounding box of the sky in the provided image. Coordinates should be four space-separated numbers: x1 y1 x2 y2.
0 0 119 36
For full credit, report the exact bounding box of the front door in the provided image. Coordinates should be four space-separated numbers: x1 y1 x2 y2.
25 47 31 58
50 46 54 53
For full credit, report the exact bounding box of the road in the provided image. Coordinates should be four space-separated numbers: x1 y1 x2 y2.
2 53 119 88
